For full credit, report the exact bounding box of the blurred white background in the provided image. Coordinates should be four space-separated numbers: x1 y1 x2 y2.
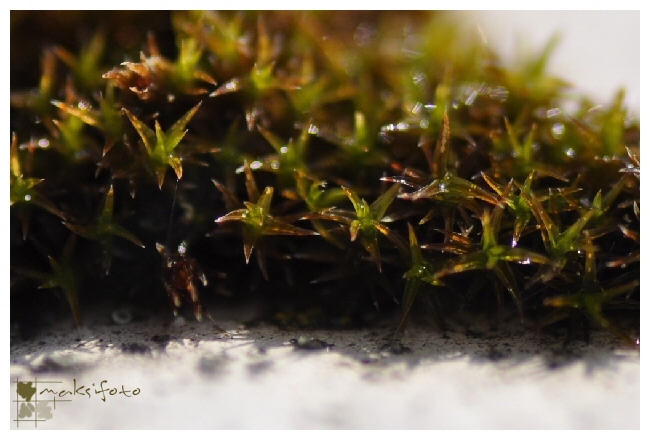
456 10 640 114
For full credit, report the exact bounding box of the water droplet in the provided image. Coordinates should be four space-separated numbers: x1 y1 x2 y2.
488 86 508 101
396 122 408 131
270 160 279 170
419 120 429 129
280 146 288 154
38 139 50 148
178 241 187 255
552 123 565 138
250 161 262 170
307 125 319 135
547 108 562 118
412 72 426 85
24 195 31 201
464 90 478 106
565 148 575 158
354 22 376 47
78 101 91 110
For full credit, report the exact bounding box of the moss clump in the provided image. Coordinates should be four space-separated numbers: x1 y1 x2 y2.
10 11 639 345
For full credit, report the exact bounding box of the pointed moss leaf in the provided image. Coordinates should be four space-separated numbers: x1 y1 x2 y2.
540 235 639 345
371 183 401 221
342 187 365 218
431 110 451 178
216 209 249 223
52 100 102 127
123 108 156 153
167 102 202 152
108 224 145 248
262 218 319 236
257 186 274 214
243 160 260 203
210 78 243 97
63 186 143 270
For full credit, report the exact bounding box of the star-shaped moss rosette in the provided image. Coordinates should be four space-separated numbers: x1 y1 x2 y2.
391 111 502 236
246 122 313 188
53 30 106 92
94 138 149 198
123 102 201 188
481 172 581 246
310 111 392 174
210 16 301 130
194 118 253 189
284 51 358 117
103 34 216 102
210 62 302 130
564 89 632 161
174 11 254 78
10 48 58 122
170 37 218 95
431 199 552 320
20 234 81 326
486 35 571 120
400 112 500 207
519 184 602 286
318 183 408 272
396 223 445 334
214 161 318 279
51 83 124 155
64 185 144 275
489 117 571 183
281 170 349 248
541 237 639 347
381 68 453 146
10 134 65 238
46 77 104 162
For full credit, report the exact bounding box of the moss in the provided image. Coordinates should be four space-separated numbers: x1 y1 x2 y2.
10 11 639 346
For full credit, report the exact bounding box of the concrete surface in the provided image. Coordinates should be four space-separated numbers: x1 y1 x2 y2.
10 307 640 429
